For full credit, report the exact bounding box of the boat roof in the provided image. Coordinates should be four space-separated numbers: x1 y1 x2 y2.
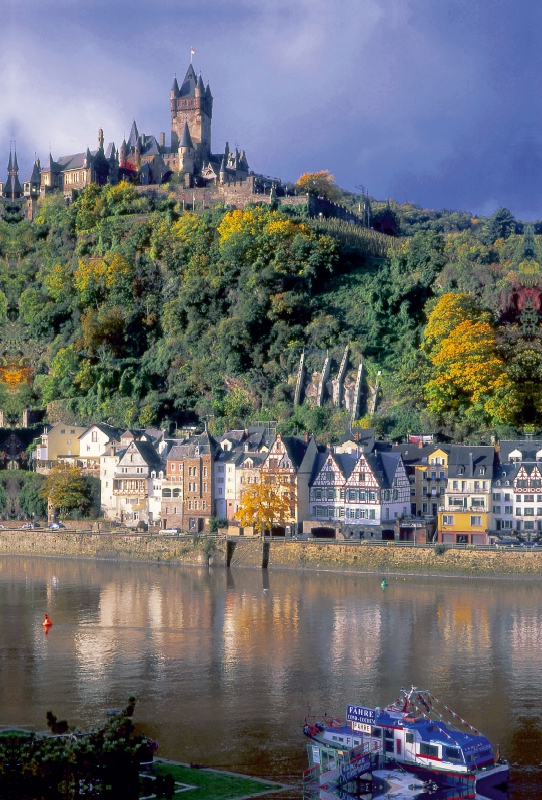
376 711 490 749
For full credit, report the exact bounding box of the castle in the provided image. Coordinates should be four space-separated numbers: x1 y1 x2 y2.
1 62 266 201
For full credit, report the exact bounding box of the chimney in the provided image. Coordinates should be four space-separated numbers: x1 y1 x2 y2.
305 431 310 443
468 452 474 476
418 440 423 449
244 428 249 436
354 433 359 441
160 132 165 149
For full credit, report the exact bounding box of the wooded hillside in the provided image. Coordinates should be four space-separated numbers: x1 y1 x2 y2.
1 184 539 442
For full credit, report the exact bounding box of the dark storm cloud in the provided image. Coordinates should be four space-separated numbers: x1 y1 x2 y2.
1 0 541 217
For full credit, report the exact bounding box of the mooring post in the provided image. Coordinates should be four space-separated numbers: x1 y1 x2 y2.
262 540 270 569
226 539 236 567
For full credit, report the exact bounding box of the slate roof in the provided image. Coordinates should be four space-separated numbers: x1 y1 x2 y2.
447 446 495 479
180 122 194 149
179 64 197 98
132 440 163 469
281 435 309 470
499 440 542 463
168 430 218 459
338 427 376 452
392 443 451 468
334 453 356 479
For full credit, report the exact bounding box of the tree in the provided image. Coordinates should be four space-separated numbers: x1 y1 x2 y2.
40 464 92 518
483 207 519 244
294 170 343 202
235 470 295 535
19 473 47 517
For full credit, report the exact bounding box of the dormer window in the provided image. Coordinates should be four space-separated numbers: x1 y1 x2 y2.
479 467 485 475
458 467 464 475
496 480 501 486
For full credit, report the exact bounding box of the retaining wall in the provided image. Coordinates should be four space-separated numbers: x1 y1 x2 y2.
1 533 542 576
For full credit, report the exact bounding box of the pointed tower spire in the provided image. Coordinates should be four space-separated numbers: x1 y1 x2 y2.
13 148 19 173
171 76 180 95
180 122 194 149
7 150 12 174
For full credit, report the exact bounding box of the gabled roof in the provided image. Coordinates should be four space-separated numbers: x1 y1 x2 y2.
179 64 197 98
379 451 402 487
79 423 121 441
309 451 329 485
280 436 309 470
119 439 162 469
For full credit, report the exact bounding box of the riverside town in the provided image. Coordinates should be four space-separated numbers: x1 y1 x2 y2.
1 33 542 800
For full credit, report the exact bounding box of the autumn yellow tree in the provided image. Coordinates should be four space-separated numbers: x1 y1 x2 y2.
423 292 487 356
294 170 343 202
424 317 519 425
41 464 91 519
235 471 295 536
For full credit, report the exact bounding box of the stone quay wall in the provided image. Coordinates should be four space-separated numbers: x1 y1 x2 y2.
0 531 226 566
1 533 542 577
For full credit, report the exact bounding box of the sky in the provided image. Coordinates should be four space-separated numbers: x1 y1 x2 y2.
1 0 542 219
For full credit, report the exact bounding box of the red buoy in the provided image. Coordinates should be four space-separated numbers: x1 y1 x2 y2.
42 613 52 628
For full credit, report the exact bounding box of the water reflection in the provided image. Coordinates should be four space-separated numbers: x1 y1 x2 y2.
0 559 540 798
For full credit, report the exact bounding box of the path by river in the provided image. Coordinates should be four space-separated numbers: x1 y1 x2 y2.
0 557 540 798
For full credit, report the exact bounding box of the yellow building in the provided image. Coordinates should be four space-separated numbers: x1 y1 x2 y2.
34 422 87 473
438 445 495 545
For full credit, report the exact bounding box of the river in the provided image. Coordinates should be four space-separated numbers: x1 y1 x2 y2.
0 557 540 798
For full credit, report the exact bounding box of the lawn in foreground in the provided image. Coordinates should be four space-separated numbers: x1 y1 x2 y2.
150 760 282 799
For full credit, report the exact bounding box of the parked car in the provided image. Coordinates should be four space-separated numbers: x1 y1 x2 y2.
521 541 539 547
0 524 6 529
160 528 181 535
21 522 33 529
49 523 66 530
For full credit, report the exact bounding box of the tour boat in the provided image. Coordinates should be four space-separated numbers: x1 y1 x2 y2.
303 687 509 794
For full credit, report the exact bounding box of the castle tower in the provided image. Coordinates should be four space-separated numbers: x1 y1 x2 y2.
170 63 213 168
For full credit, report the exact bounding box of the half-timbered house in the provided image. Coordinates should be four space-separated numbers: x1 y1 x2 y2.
306 448 410 539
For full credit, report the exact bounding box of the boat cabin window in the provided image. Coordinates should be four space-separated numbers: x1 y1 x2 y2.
384 729 394 739
332 736 344 742
444 746 462 762
373 728 382 737
353 739 360 746
406 733 414 744
419 743 439 759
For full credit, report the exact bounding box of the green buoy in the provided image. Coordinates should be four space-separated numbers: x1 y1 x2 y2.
381 578 388 589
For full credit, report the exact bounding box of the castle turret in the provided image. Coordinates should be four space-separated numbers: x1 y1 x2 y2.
98 128 104 151
119 139 127 168
83 147 92 169
219 155 226 185
178 122 195 177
